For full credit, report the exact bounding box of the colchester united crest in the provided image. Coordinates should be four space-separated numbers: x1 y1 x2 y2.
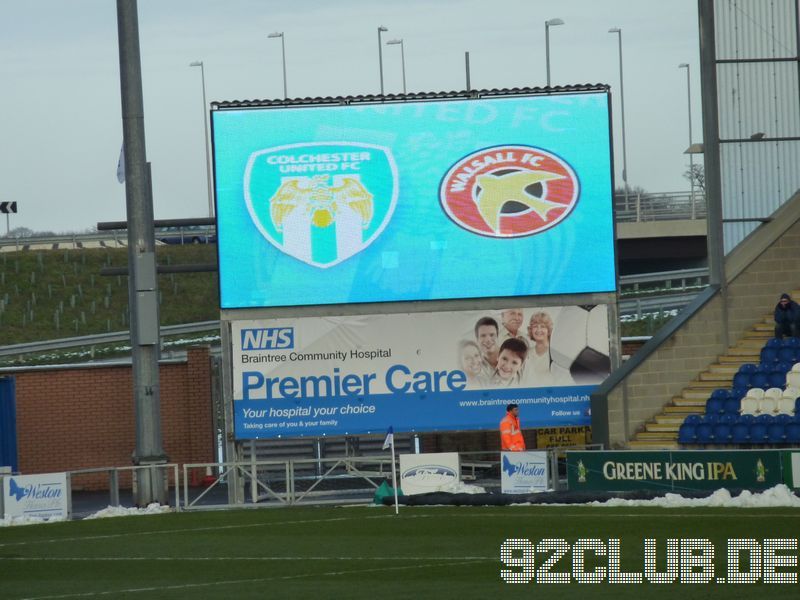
244 142 398 268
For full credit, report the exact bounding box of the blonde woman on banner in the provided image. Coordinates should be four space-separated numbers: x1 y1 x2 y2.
523 311 572 387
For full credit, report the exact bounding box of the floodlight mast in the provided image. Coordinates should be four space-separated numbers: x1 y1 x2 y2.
116 0 167 507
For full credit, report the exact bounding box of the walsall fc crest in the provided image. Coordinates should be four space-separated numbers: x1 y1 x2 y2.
439 145 580 238
244 142 398 268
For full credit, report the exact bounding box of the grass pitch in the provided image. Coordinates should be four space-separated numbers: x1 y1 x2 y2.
1 504 799 599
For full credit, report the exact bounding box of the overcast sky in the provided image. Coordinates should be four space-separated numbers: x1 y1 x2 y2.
0 0 701 234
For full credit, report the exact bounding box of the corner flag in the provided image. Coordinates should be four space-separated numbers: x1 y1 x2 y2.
382 426 394 450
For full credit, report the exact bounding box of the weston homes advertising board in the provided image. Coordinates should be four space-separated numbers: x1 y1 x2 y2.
231 305 610 439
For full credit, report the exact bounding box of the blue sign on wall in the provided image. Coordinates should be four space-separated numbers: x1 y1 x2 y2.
212 92 615 309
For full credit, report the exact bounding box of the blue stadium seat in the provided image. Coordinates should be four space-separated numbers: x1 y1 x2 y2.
684 414 702 425
678 423 696 444
768 370 787 388
761 347 779 364
731 387 748 401
701 413 720 425
775 362 792 375
695 423 713 445
778 347 799 364
795 397 800 415
731 422 750 444
706 397 724 415
748 423 768 444
767 423 785 444
736 414 755 425
783 337 800 348
755 414 775 424
775 414 792 424
712 423 732 444
738 363 758 374
786 422 800 444
750 370 770 389
710 388 730 400
766 337 783 349
723 397 741 414
719 412 737 424
732 373 751 389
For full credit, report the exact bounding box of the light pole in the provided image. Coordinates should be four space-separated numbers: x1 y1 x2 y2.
608 27 629 206
679 62 695 218
268 31 287 99
386 38 406 94
545 18 564 86
378 26 388 95
189 61 214 218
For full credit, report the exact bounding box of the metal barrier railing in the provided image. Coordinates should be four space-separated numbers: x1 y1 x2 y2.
68 463 181 516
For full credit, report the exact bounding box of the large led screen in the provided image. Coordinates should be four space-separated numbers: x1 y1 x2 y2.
212 92 615 309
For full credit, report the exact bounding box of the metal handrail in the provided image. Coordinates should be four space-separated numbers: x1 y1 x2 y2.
0 320 220 358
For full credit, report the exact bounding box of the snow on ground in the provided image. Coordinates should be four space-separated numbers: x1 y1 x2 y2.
450 482 487 494
0 515 67 527
83 503 173 519
0 503 171 527
589 484 800 508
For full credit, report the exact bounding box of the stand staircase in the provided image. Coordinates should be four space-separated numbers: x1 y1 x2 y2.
628 311 779 449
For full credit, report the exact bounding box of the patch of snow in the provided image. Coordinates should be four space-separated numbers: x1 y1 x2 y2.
0 515 67 527
591 485 800 508
83 503 173 519
449 482 486 494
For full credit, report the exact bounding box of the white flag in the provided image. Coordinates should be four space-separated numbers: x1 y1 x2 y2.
116 143 125 184
382 426 394 450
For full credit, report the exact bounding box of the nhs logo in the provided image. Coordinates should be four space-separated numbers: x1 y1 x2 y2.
241 327 294 351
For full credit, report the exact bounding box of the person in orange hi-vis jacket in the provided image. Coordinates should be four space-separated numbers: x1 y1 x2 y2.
500 403 526 451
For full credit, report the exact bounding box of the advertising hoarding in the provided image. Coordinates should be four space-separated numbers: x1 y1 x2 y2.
212 91 615 308
501 451 549 493
566 450 784 492
2 472 69 520
231 305 609 439
399 452 460 495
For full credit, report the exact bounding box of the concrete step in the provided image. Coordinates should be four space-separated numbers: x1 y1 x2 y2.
663 405 704 414
654 414 689 424
672 395 707 405
686 380 724 390
707 363 739 375
636 431 678 441
628 440 679 450
698 371 734 382
645 423 680 433
727 346 762 357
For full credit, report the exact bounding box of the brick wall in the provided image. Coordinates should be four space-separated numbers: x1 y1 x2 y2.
10 346 214 489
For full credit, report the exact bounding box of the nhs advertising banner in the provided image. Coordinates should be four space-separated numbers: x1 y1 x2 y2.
212 91 615 308
232 305 609 439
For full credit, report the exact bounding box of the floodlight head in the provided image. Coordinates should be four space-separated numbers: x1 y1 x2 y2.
189 61 203 67
608 27 621 33
679 62 689 68
268 32 283 38
378 26 388 32
546 18 564 27
684 143 705 154
386 38 402 45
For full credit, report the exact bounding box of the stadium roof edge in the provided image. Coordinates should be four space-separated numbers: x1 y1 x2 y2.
211 84 611 110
